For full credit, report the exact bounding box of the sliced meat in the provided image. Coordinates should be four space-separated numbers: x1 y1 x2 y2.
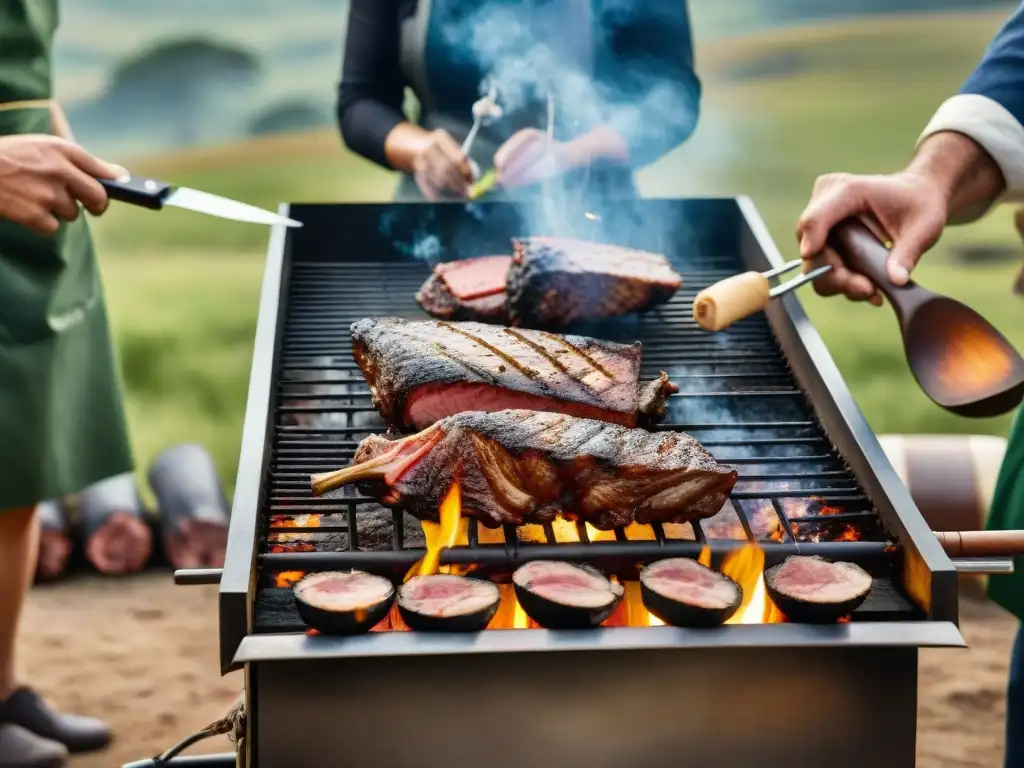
351 317 674 430
765 556 872 605
416 259 510 324
310 409 737 530
434 256 511 300
507 237 682 328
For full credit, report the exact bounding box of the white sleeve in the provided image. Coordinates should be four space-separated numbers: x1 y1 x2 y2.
917 93 1024 224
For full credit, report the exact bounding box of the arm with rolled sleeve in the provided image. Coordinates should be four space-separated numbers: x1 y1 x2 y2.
919 2 1024 221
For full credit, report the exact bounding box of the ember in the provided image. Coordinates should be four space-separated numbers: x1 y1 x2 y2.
274 570 305 588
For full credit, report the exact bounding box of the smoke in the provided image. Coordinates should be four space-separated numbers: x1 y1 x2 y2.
434 1 702 244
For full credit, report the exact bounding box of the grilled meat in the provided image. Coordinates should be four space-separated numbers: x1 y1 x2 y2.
415 256 511 323
351 317 677 430
310 410 737 530
507 237 682 328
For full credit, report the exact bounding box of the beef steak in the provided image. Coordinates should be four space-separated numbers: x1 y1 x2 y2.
415 256 511 323
507 237 682 328
310 409 737 530
351 317 676 430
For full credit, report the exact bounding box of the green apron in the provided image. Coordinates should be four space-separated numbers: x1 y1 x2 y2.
986 408 1024 620
0 0 133 510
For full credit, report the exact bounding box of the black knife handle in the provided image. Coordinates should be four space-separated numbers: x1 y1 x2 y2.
100 174 172 210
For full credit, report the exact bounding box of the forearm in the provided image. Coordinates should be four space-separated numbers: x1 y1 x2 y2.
382 122 433 175
906 131 1005 222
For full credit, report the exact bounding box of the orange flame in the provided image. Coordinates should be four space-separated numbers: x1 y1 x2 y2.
720 542 784 624
407 482 466 580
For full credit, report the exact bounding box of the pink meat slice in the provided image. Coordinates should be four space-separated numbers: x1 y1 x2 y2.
435 256 512 300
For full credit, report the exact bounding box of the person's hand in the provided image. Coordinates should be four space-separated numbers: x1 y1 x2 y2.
494 128 570 190
795 171 948 304
0 134 124 237
411 129 473 201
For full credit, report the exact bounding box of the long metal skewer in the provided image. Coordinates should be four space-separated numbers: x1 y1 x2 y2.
769 263 834 298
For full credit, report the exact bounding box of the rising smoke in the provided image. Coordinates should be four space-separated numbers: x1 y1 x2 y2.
434 1 702 245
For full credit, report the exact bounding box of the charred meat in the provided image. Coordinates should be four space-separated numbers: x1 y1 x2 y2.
507 237 682 328
764 556 873 623
512 560 623 629
639 558 743 627
415 256 511 324
310 410 737 530
351 317 677 430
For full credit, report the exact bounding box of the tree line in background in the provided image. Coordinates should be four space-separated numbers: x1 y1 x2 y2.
66 37 332 151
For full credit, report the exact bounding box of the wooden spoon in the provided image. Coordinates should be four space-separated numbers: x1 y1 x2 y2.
829 218 1024 418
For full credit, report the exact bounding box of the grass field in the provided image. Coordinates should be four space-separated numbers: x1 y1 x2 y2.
88 9 1024 493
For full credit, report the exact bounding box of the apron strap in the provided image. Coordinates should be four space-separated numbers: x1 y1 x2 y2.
0 99 51 112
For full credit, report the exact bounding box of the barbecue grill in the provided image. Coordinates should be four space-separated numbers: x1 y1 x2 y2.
215 197 964 768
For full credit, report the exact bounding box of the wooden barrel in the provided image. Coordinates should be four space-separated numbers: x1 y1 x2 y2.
878 434 1008 590
878 434 1007 532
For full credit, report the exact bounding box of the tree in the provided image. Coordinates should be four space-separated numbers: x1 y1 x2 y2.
105 37 261 146
248 99 331 136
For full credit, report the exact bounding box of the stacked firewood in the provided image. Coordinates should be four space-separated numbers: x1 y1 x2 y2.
34 443 230 582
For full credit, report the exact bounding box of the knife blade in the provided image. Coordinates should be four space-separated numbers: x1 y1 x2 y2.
100 173 302 228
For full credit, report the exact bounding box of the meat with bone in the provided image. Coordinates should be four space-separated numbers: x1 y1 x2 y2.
415 256 511 324
310 409 737 530
351 317 677 430
506 237 682 329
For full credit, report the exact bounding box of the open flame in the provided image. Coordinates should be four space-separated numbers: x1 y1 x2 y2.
407 481 466 580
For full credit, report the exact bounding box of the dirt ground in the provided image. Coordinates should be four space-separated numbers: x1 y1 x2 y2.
16 574 1019 767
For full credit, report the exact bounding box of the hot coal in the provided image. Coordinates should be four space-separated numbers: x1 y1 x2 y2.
512 560 624 629
350 317 676 431
416 256 511 324
293 570 395 635
311 410 737 530
764 556 873 624
507 237 682 329
397 574 501 632
639 558 743 628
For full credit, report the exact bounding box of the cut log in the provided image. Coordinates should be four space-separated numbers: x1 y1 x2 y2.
73 473 153 575
148 444 230 569
34 499 72 583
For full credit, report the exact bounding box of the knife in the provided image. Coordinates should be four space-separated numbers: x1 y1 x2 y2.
100 173 302 228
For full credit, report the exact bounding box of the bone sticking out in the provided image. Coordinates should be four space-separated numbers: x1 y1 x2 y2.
310 425 443 496
692 272 771 332
934 530 1024 558
311 410 737 530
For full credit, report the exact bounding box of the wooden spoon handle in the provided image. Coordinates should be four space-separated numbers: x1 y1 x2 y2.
934 530 1024 558
826 218 899 293
827 218 934 323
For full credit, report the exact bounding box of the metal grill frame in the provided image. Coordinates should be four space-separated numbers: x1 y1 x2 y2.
219 197 962 675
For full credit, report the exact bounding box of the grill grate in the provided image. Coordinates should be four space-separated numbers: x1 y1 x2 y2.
265 264 890 546
250 200 919 632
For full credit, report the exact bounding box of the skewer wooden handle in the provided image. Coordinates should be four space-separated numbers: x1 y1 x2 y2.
692 272 771 332
934 530 1024 558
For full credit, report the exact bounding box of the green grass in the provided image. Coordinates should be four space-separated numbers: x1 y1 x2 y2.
88 9 1024 492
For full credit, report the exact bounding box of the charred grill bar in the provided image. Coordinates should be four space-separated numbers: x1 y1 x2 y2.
221 198 963 768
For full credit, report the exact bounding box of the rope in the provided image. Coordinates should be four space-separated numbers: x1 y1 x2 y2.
148 698 246 766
